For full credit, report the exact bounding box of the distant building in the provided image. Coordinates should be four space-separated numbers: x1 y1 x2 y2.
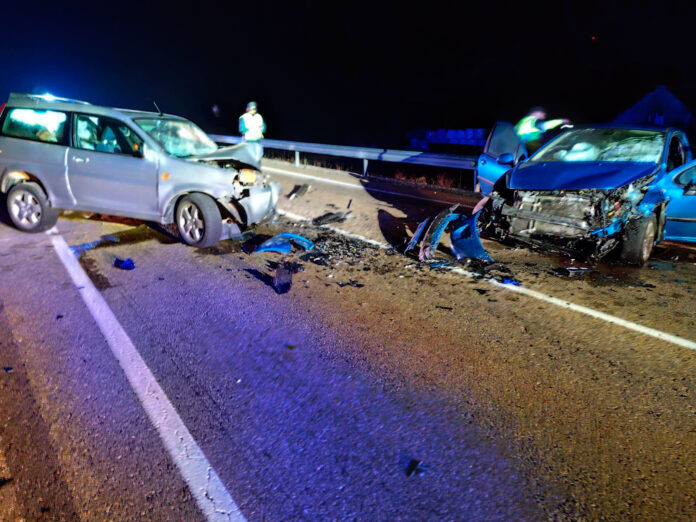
614 85 695 130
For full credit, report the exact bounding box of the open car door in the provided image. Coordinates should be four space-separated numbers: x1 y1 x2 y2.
475 122 524 196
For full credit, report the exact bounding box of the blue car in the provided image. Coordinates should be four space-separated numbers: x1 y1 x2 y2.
475 123 696 264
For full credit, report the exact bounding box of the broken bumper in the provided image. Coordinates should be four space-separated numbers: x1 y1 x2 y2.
237 182 281 225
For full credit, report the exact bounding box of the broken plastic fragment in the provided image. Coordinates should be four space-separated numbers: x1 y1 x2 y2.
419 204 462 261
113 258 135 270
254 233 315 254
450 211 494 262
429 261 451 269
312 211 352 226
287 183 310 199
404 459 427 477
404 218 430 254
501 278 521 286
273 262 294 294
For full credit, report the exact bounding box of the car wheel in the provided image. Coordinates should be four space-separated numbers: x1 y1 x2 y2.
175 193 222 248
620 214 657 266
6 181 59 233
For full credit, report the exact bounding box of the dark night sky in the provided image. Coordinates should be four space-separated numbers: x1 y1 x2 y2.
3 0 696 147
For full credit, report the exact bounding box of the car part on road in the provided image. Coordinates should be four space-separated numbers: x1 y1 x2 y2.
287 183 310 199
419 204 462 261
273 262 293 294
404 217 430 254
113 258 135 270
312 211 352 226
254 232 315 254
6 182 59 232
175 193 222 248
404 458 428 477
450 211 495 262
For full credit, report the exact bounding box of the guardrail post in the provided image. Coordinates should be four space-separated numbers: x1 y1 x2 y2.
363 159 368 177
295 151 300 167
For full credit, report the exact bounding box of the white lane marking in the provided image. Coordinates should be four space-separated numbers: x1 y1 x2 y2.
50 235 245 522
276 210 696 351
264 165 464 205
276 210 389 249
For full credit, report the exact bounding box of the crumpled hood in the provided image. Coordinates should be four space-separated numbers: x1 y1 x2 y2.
509 161 657 190
190 142 262 171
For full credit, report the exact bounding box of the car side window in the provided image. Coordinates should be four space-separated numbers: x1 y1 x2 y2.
1 108 67 144
666 136 686 172
675 165 696 187
74 114 142 156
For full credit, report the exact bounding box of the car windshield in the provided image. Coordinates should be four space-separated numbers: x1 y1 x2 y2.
531 128 665 163
135 118 217 158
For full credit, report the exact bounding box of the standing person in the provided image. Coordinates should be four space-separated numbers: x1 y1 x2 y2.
239 101 266 142
514 106 569 154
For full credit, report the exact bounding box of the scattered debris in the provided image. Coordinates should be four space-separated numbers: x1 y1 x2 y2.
287 183 310 199
56 314 64 320
552 266 593 278
404 218 430 254
429 261 451 269
501 278 521 286
312 211 353 226
347 198 352 209
254 233 315 254
404 459 428 477
284 344 296 350
3 367 12 373
113 258 135 270
436 305 453 310
337 280 364 288
473 288 488 295
272 261 305 294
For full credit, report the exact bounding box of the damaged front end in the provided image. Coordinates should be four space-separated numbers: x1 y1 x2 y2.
491 175 657 259
190 142 280 226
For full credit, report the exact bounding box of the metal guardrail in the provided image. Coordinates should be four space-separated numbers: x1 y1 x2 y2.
209 134 477 174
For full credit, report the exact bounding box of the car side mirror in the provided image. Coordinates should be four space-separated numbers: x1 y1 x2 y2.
496 152 515 166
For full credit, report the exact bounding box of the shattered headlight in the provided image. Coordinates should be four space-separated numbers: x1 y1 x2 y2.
239 169 256 185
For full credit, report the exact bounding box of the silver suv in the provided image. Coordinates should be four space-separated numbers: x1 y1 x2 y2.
0 93 280 247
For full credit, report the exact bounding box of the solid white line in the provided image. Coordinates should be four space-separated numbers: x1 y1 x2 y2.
264 165 462 205
50 235 245 522
276 209 696 351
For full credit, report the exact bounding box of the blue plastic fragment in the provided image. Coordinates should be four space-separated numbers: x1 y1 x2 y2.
254 232 314 254
114 257 135 270
428 213 460 250
450 211 494 262
502 278 521 286
405 218 430 253
429 261 451 269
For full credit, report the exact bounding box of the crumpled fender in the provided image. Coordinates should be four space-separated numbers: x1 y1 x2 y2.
636 187 669 216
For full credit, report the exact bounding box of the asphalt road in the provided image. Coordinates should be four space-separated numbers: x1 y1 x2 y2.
0 159 695 520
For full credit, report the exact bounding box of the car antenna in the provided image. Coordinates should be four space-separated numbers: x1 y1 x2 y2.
153 101 163 116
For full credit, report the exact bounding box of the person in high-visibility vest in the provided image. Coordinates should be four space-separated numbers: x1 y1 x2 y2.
239 101 266 142
514 107 569 154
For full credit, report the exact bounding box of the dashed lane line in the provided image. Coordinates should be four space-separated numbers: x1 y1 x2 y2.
50 234 245 522
276 210 696 352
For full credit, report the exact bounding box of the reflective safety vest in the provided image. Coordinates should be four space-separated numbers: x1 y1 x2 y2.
239 112 266 141
514 116 565 143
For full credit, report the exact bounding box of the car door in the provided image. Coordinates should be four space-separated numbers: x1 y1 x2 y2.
68 113 159 218
475 122 524 196
662 161 696 242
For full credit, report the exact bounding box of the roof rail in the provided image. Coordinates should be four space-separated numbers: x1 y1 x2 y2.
8 92 91 105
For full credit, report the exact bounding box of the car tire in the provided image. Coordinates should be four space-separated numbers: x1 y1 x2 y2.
175 193 222 248
6 181 59 233
620 214 657 266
